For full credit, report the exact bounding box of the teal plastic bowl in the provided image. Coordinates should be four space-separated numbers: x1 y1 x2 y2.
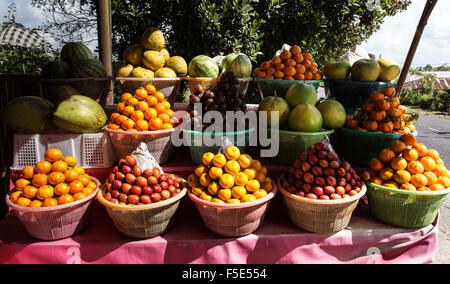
267 128 334 166
183 128 255 164
255 78 322 101
336 128 418 167
324 79 391 113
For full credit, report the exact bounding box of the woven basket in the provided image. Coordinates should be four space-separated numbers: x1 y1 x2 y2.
277 174 367 233
5 177 101 241
187 181 277 237
97 175 187 238
366 182 450 228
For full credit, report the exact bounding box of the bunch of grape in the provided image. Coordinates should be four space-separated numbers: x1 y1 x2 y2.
188 71 246 130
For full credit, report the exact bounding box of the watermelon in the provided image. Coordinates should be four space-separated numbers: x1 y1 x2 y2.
220 53 252 78
70 59 107 78
60 42 94 66
188 55 219 78
41 59 71 79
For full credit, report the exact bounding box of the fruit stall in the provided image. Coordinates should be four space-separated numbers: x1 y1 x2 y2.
0 6 448 264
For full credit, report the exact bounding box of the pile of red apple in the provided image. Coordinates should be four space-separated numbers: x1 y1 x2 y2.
280 142 363 200
103 156 183 205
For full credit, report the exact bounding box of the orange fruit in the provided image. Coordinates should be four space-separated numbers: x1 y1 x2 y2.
149 118 163 130
245 179 260 193
15 178 31 190
280 50 291 60
379 149 395 163
162 101 171 110
135 119 149 131
219 174 235 189
400 133 416 146
218 188 232 201
158 113 171 124
212 154 227 168
21 165 35 179
391 157 408 171
155 91 165 102
290 45 302 55
369 158 384 172
417 187 431 192
64 169 79 182
390 140 407 154
425 149 440 161
58 194 74 205
420 157 436 172
235 172 249 186
429 184 445 191
260 61 271 70
199 191 213 202
437 176 450 188
412 143 428 157
241 194 257 203
262 181 273 192
69 180 84 194
32 174 48 187
251 160 262 171
16 197 31 207
22 185 38 199
42 198 58 207
127 97 139 107
211 198 225 204
110 112 121 123
154 103 166 115
208 167 223 180
136 101 149 112
82 187 94 196
54 183 70 196
85 181 97 191
121 92 133 102
407 160 425 175
73 192 87 201
379 168 394 181
10 190 23 203
302 53 313 61
224 146 241 161
433 164 447 177
411 174 428 188
78 174 91 186
123 105 135 116
394 170 412 184
202 152 215 166
51 161 68 173
370 177 384 185
383 181 399 189
162 123 173 130
29 200 43 208
244 168 257 180
402 148 419 162
227 198 241 204
255 172 266 184
271 56 282 66
238 154 253 169
48 172 65 185
131 110 145 122
231 186 247 199
423 171 438 186
224 160 240 175
134 88 148 100
146 95 159 107
63 156 77 167
145 84 157 95
72 166 85 175
45 148 63 162
254 189 268 199
116 102 126 113
36 185 54 201
35 161 52 174
207 182 220 195
199 173 212 187
400 183 416 191
145 107 158 120
121 118 136 130
195 164 208 177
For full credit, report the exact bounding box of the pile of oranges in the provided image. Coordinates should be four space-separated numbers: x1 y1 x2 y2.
188 146 272 204
253 45 323 81
345 88 417 134
108 83 177 132
9 149 97 207
362 134 450 191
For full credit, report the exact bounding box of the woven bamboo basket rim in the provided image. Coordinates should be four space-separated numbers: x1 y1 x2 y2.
6 176 101 212
97 174 187 211
277 174 367 205
187 180 277 209
367 182 450 196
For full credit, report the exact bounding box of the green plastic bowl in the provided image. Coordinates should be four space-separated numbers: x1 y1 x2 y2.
268 128 334 166
255 78 322 101
183 128 255 164
366 182 450 228
336 128 418 167
324 79 391 113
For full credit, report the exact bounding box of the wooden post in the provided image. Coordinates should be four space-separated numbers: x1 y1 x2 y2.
97 0 114 105
396 0 438 96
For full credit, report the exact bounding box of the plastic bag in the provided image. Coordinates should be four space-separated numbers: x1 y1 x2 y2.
130 142 164 174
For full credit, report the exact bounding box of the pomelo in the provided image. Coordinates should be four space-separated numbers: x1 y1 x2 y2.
322 58 351 80
351 59 380 82
288 103 323 132
377 58 401 81
317 100 346 129
258 96 290 128
285 83 317 108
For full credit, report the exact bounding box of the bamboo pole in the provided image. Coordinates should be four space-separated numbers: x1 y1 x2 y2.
97 0 114 105
396 0 438 96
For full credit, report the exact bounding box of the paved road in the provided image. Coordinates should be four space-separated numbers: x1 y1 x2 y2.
415 115 450 264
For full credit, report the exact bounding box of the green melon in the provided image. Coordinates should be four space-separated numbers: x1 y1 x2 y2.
188 55 219 78
220 53 252 78
70 59 107 78
164 56 187 76
41 59 71 79
60 42 94 66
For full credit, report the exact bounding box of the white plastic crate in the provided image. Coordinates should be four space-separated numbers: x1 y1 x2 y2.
11 132 114 170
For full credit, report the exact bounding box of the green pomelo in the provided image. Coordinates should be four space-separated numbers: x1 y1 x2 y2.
351 59 380 82
258 96 291 128
52 95 107 133
3 96 56 133
322 58 351 80
288 103 323 132
377 58 401 82
317 100 347 129
285 82 317 108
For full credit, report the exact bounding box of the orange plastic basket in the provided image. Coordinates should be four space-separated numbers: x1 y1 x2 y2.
187 181 277 237
5 177 101 240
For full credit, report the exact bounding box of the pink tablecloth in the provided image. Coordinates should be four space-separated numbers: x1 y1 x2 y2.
0 148 439 264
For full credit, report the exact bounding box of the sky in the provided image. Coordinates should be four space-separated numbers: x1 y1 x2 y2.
1 0 449 68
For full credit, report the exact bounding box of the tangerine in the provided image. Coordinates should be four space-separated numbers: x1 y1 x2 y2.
224 146 241 161
155 91 165 102
32 174 48 187
134 88 148 100
16 197 31 207
146 96 159 107
391 157 408 171
407 160 425 174
144 108 158 120
36 185 54 200
199 173 212 187
35 161 52 174
64 169 79 182
402 148 419 162
21 165 35 179
420 157 436 172
241 194 257 203
400 183 416 191
413 143 428 157
235 172 249 186
149 118 163 130
437 176 450 188
379 149 395 163
202 152 215 166
224 160 240 175
423 171 438 186
244 168 257 180
400 133 416 146
394 170 412 184
219 173 235 189
254 189 268 199
145 84 157 94
379 168 394 181
245 179 260 193
48 172 65 185
29 200 43 208
135 119 149 131
411 174 428 188
42 198 58 207
73 192 87 201
58 194 74 205
218 188 232 201
10 190 23 203
212 154 227 168
208 167 223 180
54 183 70 196
22 185 38 199
238 154 253 169
369 158 384 172
15 178 31 190
69 180 84 194
44 148 63 162
429 184 445 191
390 140 407 153
51 161 68 172
231 186 247 199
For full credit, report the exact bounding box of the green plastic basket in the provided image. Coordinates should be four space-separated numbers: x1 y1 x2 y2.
366 182 450 228
268 128 334 166
337 128 418 167
255 78 322 101
183 128 255 164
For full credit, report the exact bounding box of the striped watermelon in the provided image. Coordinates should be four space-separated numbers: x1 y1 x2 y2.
188 55 219 78
41 59 71 78
70 59 107 78
61 42 94 66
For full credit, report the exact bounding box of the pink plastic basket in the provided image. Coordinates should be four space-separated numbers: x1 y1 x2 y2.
188 181 277 237
5 177 100 241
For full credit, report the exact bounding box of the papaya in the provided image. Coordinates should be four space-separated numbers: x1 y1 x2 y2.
142 50 165 71
123 44 145 66
141 28 165 51
131 67 154 78
164 56 187 77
